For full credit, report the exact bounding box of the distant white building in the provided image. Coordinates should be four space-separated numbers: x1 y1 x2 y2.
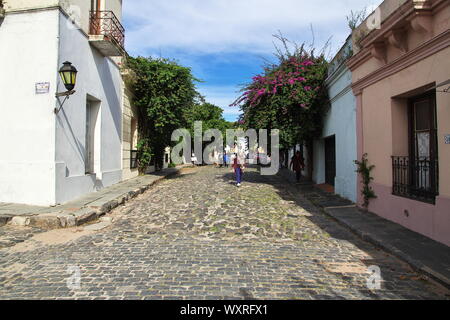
0 0 125 205
312 37 357 202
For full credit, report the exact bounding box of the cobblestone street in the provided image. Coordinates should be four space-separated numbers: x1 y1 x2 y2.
0 166 448 300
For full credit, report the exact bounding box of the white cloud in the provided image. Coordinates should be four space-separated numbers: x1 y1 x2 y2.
123 0 384 56
122 0 384 121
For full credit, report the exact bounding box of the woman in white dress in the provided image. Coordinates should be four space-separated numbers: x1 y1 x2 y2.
191 153 198 166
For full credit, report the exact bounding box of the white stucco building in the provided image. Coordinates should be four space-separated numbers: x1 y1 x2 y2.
312 37 357 202
0 0 125 205
121 67 139 181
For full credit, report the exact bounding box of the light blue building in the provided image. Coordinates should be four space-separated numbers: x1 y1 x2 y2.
312 37 357 202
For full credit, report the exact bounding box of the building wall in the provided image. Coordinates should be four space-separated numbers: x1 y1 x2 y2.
356 47 450 246
350 0 450 245
0 9 59 205
63 0 123 36
4 0 59 11
5 1 123 39
312 140 325 183
352 0 409 55
121 82 138 181
313 67 357 202
312 39 357 202
55 10 123 204
353 1 450 81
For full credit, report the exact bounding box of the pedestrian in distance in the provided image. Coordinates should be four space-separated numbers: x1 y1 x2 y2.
218 151 224 168
290 151 305 183
191 153 198 166
223 152 228 168
232 153 245 187
213 150 220 168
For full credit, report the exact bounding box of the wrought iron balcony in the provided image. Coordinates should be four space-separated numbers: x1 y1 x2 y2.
89 11 125 56
392 156 439 204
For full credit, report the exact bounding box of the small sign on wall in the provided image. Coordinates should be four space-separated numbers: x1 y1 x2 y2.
35 82 50 94
445 135 450 145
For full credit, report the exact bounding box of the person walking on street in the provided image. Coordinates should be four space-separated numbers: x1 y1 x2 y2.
232 153 245 187
191 153 198 166
218 151 224 168
290 151 305 182
223 152 228 168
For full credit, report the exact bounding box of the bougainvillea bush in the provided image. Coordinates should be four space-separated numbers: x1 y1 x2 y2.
232 39 329 151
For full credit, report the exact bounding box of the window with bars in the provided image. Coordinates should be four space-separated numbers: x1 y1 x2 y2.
392 92 439 204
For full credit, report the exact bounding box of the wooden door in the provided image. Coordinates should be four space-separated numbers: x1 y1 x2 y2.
325 136 336 186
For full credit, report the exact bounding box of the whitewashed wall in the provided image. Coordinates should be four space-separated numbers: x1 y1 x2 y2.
0 9 59 205
4 0 59 11
313 64 357 202
121 81 138 181
55 10 123 204
62 0 123 36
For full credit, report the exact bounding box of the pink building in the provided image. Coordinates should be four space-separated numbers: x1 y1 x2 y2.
348 0 450 246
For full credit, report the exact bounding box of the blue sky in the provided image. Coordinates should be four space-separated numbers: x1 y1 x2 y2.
122 0 383 122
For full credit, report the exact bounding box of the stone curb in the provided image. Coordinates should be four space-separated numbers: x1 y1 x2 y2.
2 167 182 230
323 207 450 290
283 175 450 290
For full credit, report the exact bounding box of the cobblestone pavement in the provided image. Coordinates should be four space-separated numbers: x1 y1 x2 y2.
0 226 45 250
0 166 449 300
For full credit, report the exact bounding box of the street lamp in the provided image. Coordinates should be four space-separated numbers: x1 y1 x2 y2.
58 61 78 92
55 61 78 114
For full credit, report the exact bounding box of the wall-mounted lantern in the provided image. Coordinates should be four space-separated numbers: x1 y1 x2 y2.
55 61 78 114
59 61 78 92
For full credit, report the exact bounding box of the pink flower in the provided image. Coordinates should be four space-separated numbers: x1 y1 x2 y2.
257 88 266 95
304 86 312 91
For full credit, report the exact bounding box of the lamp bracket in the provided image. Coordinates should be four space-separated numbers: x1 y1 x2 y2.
55 90 76 97
54 90 76 114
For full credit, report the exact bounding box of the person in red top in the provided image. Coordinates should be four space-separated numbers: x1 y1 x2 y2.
290 151 305 182
232 153 245 187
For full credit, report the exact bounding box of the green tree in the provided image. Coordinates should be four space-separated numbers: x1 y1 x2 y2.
186 102 233 137
128 56 199 172
185 102 234 158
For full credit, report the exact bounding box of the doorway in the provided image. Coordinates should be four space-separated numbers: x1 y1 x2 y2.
85 98 101 175
325 135 336 186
